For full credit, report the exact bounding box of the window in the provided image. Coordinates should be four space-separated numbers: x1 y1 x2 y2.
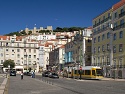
17 54 20 58
74 70 77 74
119 31 123 38
34 49 36 53
92 70 95 75
6 43 8 46
114 22 117 28
107 32 110 39
102 25 105 30
29 55 31 58
24 49 26 52
108 13 110 18
17 49 20 52
1 60 3 64
113 45 116 53
11 54 14 57
121 8 124 13
12 49 14 52
29 49 31 53
119 58 122 67
102 34 105 40
113 33 116 40
98 36 100 42
85 70 90 75
107 44 109 51
6 49 8 51
98 46 100 53
119 44 123 52
102 45 105 52
34 55 36 58
114 12 117 18
17 43 19 47
120 19 124 27
0 42 2 46
107 57 110 65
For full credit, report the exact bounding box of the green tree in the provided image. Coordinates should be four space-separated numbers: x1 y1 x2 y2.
3 59 15 69
28 31 32 35
20 30 27 35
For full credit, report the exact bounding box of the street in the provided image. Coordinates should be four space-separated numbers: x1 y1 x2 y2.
8 74 125 94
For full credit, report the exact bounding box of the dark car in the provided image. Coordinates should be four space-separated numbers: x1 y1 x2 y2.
10 70 16 76
24 72 32 76
48 72 59 78
42 71 50 77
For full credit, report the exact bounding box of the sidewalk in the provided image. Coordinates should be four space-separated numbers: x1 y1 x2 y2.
101 77 125 81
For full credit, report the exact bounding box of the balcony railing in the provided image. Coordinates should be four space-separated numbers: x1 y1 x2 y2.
119 11 125 18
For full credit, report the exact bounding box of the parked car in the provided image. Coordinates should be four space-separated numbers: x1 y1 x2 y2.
48 72 59 78
10 70 16 76
24 72 32 76
42 71 50 77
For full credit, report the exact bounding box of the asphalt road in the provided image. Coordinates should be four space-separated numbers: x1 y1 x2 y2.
36 75 125 94
8 74 125 94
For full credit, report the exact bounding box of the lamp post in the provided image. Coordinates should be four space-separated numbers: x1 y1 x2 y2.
109 24 114 78
46 57 49 70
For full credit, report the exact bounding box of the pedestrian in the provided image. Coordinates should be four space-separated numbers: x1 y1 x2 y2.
33 71 35 78
31 71 34 78
21 71 23 80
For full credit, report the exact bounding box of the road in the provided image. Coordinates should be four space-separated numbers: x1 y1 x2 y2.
8 74 125 94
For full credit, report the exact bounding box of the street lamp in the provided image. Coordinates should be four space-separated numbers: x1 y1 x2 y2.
46 57 49 70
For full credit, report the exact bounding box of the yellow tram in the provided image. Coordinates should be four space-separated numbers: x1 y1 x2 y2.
63 66 103 79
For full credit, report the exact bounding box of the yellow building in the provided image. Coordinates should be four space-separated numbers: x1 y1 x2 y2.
92 0 125 78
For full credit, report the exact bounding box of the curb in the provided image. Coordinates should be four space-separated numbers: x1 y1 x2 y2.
0 75 9 94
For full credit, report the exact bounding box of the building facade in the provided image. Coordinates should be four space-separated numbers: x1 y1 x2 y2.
0 35 39 73
92 0 125 78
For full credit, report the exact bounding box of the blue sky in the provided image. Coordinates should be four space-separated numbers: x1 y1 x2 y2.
0 0 120 35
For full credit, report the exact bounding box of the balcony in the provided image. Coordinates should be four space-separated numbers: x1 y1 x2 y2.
119 11 125 18
113 23 125 31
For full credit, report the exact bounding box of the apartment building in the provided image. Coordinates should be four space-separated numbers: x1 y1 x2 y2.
65 27 92 71
92 0 125 78
0 35 39 73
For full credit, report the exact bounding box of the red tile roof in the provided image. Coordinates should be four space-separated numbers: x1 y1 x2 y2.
113 0 125 11
0 36 10 40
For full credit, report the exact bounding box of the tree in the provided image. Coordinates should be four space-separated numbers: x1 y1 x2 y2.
28 31 32 35
3 59 15 69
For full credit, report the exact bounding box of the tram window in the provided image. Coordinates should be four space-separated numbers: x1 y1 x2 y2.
74 70 77 74
92 70 95 75
81 70 84 75
85 70 90 75
96 69 103 76
78 70 80 74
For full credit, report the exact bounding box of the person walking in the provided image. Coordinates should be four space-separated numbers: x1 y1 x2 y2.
21 71 23 80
